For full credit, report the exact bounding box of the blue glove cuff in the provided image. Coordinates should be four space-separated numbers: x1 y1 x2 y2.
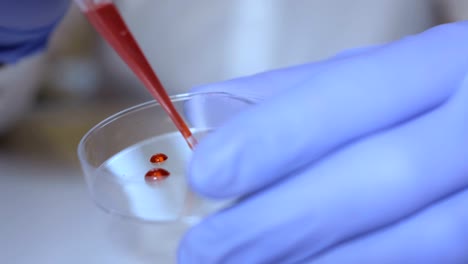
0 20 60 64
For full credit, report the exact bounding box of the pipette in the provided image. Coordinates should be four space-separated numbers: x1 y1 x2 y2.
73 0 197 149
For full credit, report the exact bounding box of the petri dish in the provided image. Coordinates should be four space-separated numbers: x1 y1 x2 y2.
77 91 256 224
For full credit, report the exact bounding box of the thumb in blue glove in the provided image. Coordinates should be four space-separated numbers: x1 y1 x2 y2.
179 21 468 263
0 0 70 63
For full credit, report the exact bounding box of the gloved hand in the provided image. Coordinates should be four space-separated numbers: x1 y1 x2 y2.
0 0 70 63
179 21 468 263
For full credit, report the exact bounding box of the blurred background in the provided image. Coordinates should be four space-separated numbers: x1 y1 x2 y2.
0 0 466 263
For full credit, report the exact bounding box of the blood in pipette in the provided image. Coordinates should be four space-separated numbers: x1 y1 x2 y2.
150 153 168 164
84 2 197 149
145 168 170 182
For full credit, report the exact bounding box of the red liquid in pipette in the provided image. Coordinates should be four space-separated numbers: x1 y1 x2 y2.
84 2 197 149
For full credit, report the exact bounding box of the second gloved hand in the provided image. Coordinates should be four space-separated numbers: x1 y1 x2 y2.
179 22 468 263
0 0 70 63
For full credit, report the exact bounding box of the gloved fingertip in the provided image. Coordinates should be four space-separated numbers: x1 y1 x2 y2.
177 232 197 264
189 79 239 95
177 219 221 263
331 45 378 59
187 131 240 199
177 241 192 264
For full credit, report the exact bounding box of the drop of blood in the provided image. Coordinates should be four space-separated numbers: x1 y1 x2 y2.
145 168 170 182
150 153 168 164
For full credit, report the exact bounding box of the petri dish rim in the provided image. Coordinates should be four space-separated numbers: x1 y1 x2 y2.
77 91 259 169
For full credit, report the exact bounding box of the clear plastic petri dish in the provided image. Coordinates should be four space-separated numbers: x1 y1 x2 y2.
77 92 256 224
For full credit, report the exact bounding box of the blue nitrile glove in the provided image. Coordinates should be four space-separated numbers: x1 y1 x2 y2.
0 0 70 64
179 21 468 263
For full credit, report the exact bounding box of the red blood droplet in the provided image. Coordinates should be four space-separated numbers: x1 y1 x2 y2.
150 153 168 164
145 168 170 182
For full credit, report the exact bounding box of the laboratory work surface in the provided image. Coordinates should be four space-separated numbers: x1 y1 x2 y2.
0 103 181 264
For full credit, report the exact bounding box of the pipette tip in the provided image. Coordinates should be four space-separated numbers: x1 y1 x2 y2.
186 135 198 150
